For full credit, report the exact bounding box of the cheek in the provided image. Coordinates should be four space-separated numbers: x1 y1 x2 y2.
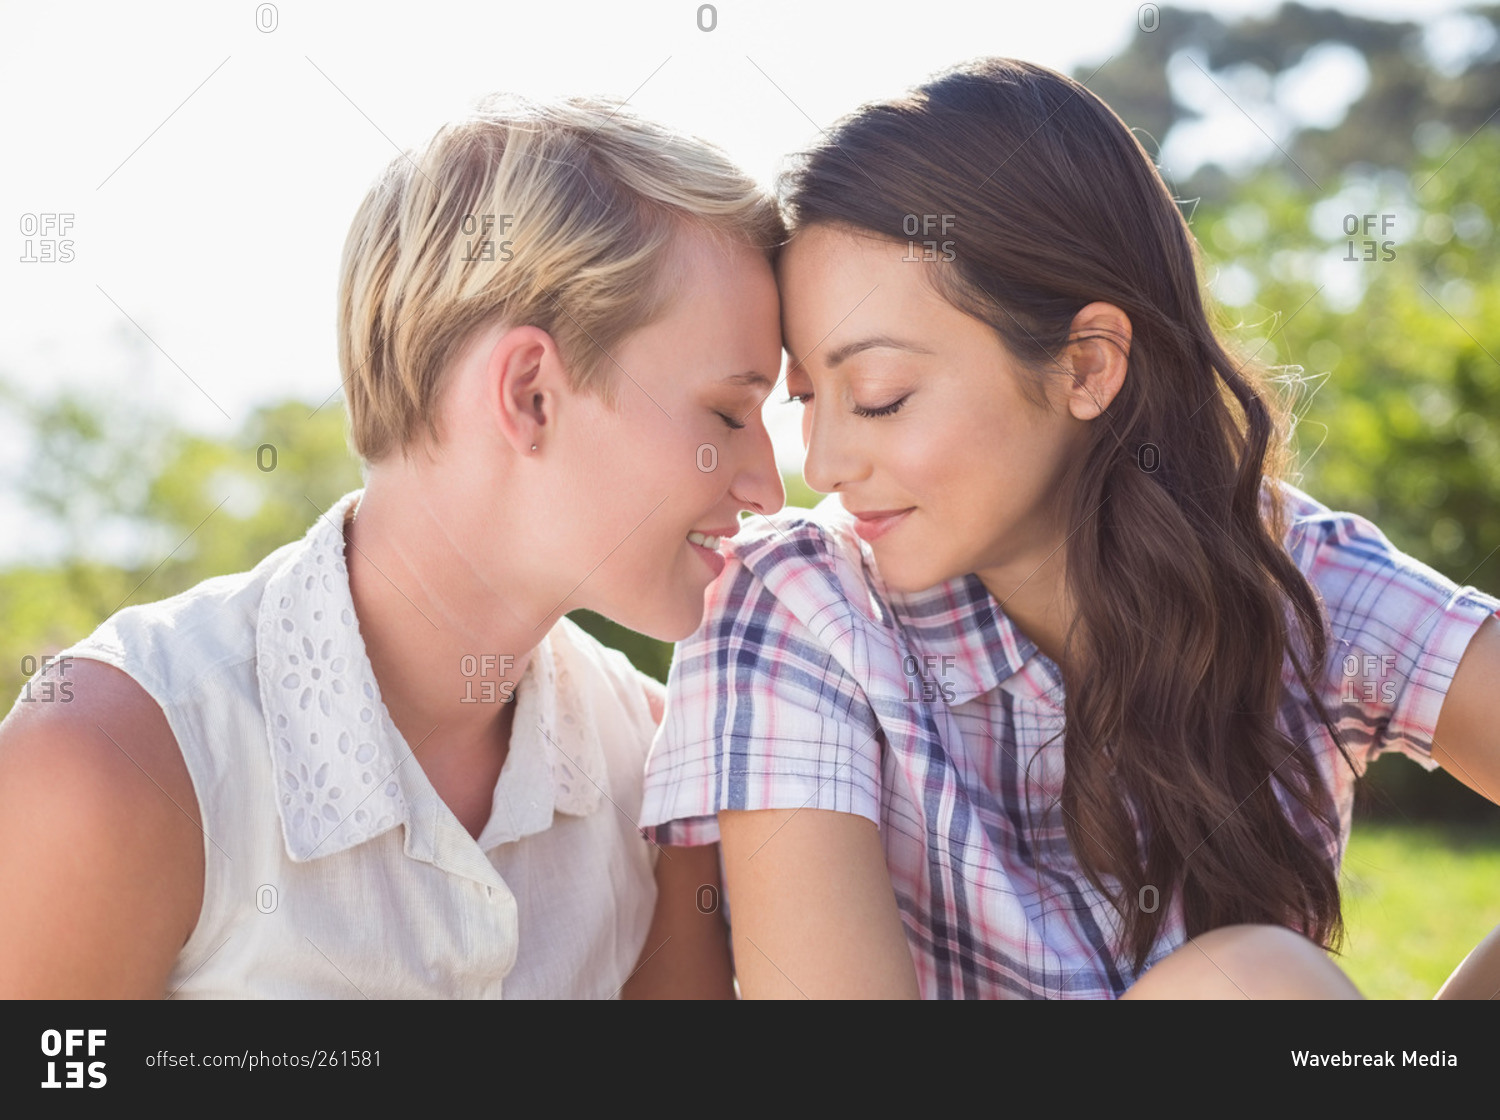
886 411 985 496
590 399 678 482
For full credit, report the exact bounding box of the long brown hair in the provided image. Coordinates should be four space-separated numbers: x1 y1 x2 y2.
777 57 1352 971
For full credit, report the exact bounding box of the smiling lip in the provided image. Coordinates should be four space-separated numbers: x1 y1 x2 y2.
687 525 737 576
690 525 740 542
848 507 914 542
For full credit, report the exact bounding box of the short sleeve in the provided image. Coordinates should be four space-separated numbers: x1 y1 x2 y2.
639 545 885 846
1283 484 1500 770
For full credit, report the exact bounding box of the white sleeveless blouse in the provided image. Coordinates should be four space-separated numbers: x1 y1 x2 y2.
55 491 659 998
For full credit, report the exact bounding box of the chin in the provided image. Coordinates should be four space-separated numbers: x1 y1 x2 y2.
869 552 952 597
623 611 703 644
870 551 924 596
656 591 714 641
605 592 708 644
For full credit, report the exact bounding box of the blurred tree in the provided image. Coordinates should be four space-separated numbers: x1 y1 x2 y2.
0 383 363 703
0 374 825 693
1084 2 1500 198
5 3 1496 818
1187 131 1500 600
1079 5 1500 820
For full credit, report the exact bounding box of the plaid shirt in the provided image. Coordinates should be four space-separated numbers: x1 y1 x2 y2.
640 482 1500 998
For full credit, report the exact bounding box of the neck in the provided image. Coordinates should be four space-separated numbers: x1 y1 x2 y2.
974 543 1074 668
342 471 553 768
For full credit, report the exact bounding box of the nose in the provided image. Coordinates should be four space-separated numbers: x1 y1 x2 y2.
799 405 864 496
730 415 786 517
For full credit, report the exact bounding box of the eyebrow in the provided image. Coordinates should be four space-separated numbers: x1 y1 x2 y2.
795 335 935 370
722 370 775 390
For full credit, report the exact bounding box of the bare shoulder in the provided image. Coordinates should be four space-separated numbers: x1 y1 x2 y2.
0 657 204 997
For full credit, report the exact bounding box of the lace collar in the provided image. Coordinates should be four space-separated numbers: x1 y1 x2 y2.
255 490 605 862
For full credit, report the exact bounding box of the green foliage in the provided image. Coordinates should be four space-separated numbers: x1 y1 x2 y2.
0 385 361 705
0 377 820 697
1073 7 1500 826
1083 3 1500 201
3 4 1496 836
1339 822 1500 998
781 471 824 512
1192 129 1500 600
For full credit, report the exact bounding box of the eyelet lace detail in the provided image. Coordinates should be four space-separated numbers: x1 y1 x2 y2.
257 492 606 861
257 494 405 860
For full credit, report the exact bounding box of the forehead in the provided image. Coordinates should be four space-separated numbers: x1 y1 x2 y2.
612 228 781 386
655 228 778 323
777 226 949 366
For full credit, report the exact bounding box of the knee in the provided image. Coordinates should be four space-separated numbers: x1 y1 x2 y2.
1123 924 1362 1000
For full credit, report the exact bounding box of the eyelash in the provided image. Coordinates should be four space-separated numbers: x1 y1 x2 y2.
853 395 909 418
716 411 746 431
782 392 909 418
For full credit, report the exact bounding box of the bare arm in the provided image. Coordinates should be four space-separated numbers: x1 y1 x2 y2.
1430 614 1500 999
717 807 919 999
619 672 735 998
0 659 203 998
620 842 735 999
1431 614 1500 804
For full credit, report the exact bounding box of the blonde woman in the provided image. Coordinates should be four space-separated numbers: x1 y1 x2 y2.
0 95 785 998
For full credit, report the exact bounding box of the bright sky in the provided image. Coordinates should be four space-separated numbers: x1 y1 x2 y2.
0 0 1482 564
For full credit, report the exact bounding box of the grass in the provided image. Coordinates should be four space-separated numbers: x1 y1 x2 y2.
1336 821 1500 999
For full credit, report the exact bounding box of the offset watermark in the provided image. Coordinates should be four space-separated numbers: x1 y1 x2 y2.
696 4 717 31
19 655 73 702
1340 652 1398 705
696 443 718 472
40 1029 107 1089
903 653 956 704
460 213 514 263
902 214 956 263
459 653 517 703
1342 213 1396 262
1139 3 1160 32
1136 442 1161 473
695 884 720 914
256 3 278 31
19 213 75 263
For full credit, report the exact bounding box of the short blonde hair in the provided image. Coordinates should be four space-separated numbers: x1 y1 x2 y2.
337 93 785 463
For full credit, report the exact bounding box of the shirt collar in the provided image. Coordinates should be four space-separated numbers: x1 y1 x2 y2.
884 573 1043 705
774 495 1045 706
255 490 603 863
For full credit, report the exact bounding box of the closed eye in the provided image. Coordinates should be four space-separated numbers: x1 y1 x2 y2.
716 411 747 431
852 394 909 418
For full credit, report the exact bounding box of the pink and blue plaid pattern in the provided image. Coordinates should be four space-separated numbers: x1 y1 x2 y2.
640 482 1500 998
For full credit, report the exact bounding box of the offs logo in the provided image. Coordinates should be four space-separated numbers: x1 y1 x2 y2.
40 1029 107 1089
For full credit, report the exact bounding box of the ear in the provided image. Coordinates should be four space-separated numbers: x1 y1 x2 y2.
484 324 566 456
1060 302 1131 421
